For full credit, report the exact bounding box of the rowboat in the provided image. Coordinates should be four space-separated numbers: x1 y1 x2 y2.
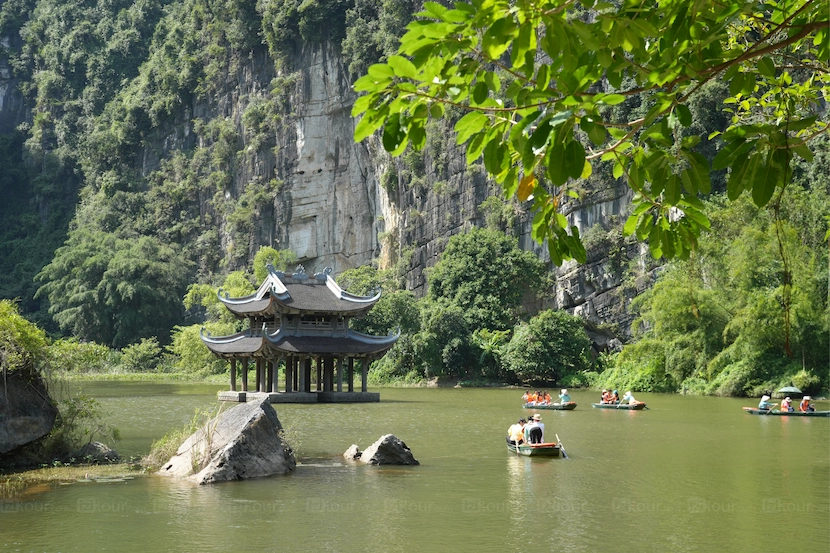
507 442 561 457
591 402 646 410
742 407 830 417
522 402 577 410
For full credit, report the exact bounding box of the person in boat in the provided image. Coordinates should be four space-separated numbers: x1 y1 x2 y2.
780 397 794 412
601 389 610 403
758 395 777 410
559 389 571 403
799 396 815 412
507 418 526 446
611 390 620 403
622 391 638 405
522 391 532 404
524 414 545 444
541 391 552 405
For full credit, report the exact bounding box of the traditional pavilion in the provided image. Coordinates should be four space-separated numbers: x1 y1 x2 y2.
201 265 398 403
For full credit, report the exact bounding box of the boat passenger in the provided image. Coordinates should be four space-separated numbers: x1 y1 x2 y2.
507 419 526 445
559 389 571 403
758 395 776 410
541 391 552 405
622 391 639 405
524 414 545 444
611 390 620 403
522 391 532 404
601 389 610 403
781 397 794 412
799 396 815 412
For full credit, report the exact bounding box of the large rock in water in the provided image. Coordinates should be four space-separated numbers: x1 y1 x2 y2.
158 399 295 484
0 371 58 455
348 434 419 465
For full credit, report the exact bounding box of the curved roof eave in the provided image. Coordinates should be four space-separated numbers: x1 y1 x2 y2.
324 274 382 304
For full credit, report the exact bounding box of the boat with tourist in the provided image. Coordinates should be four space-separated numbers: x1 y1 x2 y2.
506 442 561 457
523 402 577 410
742 407 829 417
591 402 647 410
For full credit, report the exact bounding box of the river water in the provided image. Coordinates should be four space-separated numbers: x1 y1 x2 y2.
2 383 828 552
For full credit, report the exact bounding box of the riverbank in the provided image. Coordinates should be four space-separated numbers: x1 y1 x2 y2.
1 463 145 500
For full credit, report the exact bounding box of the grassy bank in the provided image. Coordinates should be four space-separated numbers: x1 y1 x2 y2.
1 463 146 500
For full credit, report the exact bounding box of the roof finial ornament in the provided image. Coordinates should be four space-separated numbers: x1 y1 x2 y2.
293 264 308 279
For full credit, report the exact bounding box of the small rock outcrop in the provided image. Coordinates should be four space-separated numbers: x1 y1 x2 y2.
158 399 295 484
343 444 361 461
0 371 59 455
71 441 120 464
344 435 419 465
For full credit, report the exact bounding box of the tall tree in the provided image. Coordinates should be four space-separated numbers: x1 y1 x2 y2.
427 227 545 330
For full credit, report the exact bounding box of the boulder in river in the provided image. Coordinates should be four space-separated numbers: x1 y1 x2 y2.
71 441 120 464
0 371 58 455
158 399 295 484
346 435 419 465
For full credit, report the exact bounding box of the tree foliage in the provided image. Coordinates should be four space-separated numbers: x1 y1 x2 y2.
0 299 48 377
501 309 592 384
596 183 829 395
35 230 192 347
427 226 545 330
353 0 830 264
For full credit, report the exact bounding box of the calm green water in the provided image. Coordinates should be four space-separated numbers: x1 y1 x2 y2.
2 383 828 552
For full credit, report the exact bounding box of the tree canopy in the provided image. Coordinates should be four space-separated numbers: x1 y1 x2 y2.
353 0 830 264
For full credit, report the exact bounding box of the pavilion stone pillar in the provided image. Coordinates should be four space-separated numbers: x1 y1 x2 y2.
267 360 274 393
241 357 249 392
298 357 307 393
323 356 334 392
336 356 344 392
255 359 263 392
230 358 237 392
316 358 322 391
347 358 354 392
285 356 293 393
361 358 368 393
304 357 313 392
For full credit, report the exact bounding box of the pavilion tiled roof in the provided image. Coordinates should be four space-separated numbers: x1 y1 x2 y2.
218 265 380 317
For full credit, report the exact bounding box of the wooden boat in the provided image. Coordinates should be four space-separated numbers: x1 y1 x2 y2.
522 402 577 410
742 407 830 417
591 402 646 410
507 442 561 457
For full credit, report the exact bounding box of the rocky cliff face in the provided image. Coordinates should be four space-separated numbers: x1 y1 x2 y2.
0 35 28 135
258 42 648 337
1 34 650 338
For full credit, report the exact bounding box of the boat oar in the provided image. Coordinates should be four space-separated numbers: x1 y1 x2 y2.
555 433 568 459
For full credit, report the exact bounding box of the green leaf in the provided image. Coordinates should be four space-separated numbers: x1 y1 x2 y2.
354 105 389 143
726 152 750 201
713 138 753 170
751 153 781 207
600 93 626 105
387 56 417 79
382 113 406 152
676 104 692 127
685 151 711 194
546 143 569 185
664 173 680 204
563 140 586 180
758 56 775 78
483 18 518 60
473 81 489 104
454 111 489 144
